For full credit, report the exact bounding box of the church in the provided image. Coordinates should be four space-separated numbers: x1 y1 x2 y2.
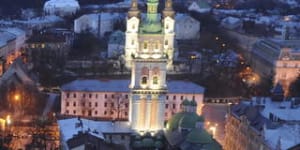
58 0 217 149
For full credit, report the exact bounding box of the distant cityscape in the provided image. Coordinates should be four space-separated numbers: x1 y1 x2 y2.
0 0 300 150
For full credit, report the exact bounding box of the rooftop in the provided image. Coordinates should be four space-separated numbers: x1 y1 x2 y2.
58 118 131 141
61 79 205 94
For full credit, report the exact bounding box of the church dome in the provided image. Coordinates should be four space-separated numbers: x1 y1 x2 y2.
167 112 204 130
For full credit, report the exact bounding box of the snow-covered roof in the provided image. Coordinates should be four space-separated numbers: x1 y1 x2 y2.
76 13 123 22
251 97 300 121
264 124 300 150
58 118 131 141
44 0 80 9
0 58 34 85
222 16 241 25
0 31 16 48
61 79 205 94
14 15 64 25
0 28 25 37
175 14 198 23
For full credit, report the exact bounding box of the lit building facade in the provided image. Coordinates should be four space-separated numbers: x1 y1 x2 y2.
60 79 204 122
251 38 300 95
124 0 175 70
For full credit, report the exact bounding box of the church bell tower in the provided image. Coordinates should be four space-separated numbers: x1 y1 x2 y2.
129 0 168 133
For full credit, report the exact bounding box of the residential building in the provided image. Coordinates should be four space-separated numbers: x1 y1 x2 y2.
60 79 204 121
44 0 80 16
224 96 300 150
188 0 211 13
251 38 300 94
0 28 26 75
221 16 242 30
175 14 200 40
74 13 124 38
26 32 70 68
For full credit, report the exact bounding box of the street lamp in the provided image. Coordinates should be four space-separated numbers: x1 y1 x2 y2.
14 94 20 101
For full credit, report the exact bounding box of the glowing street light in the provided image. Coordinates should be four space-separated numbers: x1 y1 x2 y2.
6 115 11 125
209 126 216 138
14 94 20 101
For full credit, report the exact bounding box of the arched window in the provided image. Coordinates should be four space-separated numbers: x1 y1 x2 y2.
143 42 148 49
142 76 147 84
166 24 169 29
153 76 158 85
165 40 168 46
132 24 135 30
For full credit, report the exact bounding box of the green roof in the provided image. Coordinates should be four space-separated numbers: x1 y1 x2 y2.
182 99 190 106
142 138 154 147
179 113 204 129
167 112 204 130
186 128 212 144
198 0 211 9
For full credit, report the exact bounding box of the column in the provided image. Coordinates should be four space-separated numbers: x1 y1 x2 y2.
156 94 166 130
144 95 152 130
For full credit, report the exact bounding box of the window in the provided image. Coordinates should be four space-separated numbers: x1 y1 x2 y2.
143 42 148 49
105 94 107 99
83 94 86 98
165 104 169 109
131 40 134 45
89 102 92 107
89 94 92 98
125 112 128 116
125 95 128 99
112 95 114 99
73 110 76 115
125 103 129 108
104 111 107 115
73 93 76 98
153 76 158 85
166 95 169 100
155 43 159 49
181 96 184 100
82 110 85 115
173 95 176 100
173 104 176 109
66 93 70 98
104 102 107 107
66 110 69 114
82 102 85 107
166 24 169 29
111 111 114 115
193 95 195 100
73 102 76 107
95 111 98 115
142 76 147 84
96 94 98 99
132 24 135 29
165 40 168 45
165 112 167 117
41 43 45 48
121 135 125 140
111 103 114 107
88 110 92 116
95 102 98 107
66 102 69 107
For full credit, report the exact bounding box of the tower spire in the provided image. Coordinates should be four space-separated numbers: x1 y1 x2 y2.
163 0 175 18
128 0 140 18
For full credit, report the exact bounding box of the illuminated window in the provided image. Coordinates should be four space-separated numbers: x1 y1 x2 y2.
155 43 159 49
41 44 45 48
143 42 148 49
153 76 158 85
165 40 168 45
142 76 147 84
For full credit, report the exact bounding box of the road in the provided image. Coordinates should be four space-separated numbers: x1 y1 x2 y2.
202 103 229 146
